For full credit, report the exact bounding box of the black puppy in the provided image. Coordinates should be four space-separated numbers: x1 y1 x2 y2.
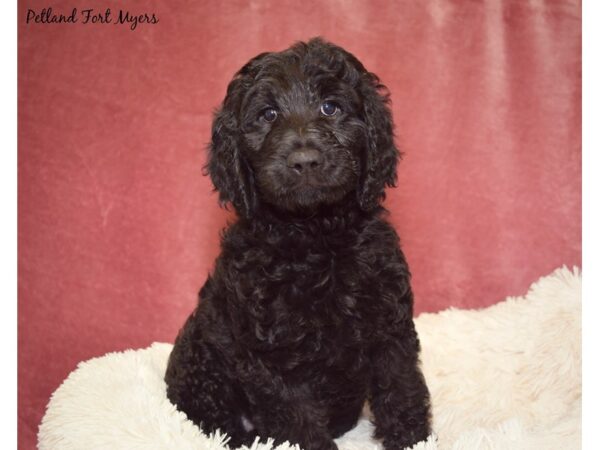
165 38 431 450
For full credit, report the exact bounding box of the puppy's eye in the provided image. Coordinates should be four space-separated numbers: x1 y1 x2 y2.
262 108 278 122
320 102 340 116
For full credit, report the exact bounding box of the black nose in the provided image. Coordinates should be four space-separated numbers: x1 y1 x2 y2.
287 149 323 173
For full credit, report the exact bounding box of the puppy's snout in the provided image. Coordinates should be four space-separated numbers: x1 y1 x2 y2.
287 149 323 174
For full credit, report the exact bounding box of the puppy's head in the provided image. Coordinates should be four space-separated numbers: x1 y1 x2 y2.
207 38 399 217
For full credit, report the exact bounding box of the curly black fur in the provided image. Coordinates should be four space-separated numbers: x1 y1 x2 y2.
165 38 431 450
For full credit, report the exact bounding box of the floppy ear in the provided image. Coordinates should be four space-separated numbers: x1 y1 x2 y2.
207 100 257 218
205 54 270 218
357 73 400 211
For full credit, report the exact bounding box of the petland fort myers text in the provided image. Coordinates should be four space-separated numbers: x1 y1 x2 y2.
26 7 158 31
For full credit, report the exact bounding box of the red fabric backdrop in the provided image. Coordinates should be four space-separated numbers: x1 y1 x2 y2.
19 0 581 448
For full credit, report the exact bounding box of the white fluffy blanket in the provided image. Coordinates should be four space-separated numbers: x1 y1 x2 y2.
38 267 581 450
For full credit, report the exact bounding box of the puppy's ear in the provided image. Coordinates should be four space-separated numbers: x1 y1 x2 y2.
357 73 400 211
206 53 270 218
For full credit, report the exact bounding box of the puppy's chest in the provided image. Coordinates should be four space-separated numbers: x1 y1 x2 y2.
231 238 384 360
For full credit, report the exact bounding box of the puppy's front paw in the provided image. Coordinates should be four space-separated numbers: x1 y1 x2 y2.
380 429 429 450
312 439 338 450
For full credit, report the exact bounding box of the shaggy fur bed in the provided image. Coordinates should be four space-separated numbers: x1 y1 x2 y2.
38 266 581 450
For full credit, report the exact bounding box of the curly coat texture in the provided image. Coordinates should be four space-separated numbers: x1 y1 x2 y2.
165 38 431 450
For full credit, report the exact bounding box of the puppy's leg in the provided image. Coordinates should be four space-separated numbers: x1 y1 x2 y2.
319 381 367 439
256 400 338 450
242 369 338 450
165 334 256 449
369 328 431 450
327 397 364 439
